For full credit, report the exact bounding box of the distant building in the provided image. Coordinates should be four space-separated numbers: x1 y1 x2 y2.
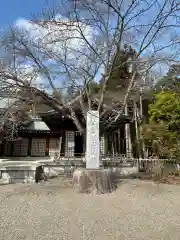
0 104 132 160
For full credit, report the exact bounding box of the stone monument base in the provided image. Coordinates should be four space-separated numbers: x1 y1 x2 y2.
72 168 116 194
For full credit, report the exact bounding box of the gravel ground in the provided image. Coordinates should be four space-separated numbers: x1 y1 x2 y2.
0 178 180 240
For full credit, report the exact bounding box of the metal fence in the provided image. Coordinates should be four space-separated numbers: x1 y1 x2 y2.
42 157 180 180
52 155 180 172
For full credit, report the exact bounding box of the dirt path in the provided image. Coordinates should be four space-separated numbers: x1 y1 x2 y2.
0 178 180 240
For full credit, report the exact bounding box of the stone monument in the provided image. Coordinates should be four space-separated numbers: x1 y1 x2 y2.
72 111 116 194
86 110 100 169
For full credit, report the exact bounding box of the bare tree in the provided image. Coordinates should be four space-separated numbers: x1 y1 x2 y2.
0 0 179 138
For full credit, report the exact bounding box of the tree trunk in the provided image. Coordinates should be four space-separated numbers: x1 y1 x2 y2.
125 104 132 159
57 136 62 159
69 106 84 133
72 168 116 194
139 90 145 158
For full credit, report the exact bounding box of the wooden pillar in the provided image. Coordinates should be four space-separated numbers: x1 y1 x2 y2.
83 131 86 154
125 104 132 159
28 137 32 156
45 138 50 156
0 140 4 156
117 129 121 154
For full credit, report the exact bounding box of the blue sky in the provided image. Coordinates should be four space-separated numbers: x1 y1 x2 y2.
0 0 57 28
0 0 177 85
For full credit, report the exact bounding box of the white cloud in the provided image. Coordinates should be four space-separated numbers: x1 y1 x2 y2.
14 16 95 90
15 63 47 90
15 16 94 60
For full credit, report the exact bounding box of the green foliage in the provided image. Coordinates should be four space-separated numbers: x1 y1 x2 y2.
140 65 180 160
142 91 180 159
142 122 178 159
148 91 180 131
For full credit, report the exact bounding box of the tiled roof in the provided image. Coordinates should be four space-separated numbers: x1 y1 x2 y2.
25 117 50 131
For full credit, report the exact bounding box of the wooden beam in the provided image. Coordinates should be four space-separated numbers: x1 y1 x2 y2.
28 137 32 156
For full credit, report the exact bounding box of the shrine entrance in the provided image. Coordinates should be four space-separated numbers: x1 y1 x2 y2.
74 133 84 157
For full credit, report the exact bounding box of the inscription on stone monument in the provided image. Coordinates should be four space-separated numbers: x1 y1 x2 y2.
86 111 100 169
